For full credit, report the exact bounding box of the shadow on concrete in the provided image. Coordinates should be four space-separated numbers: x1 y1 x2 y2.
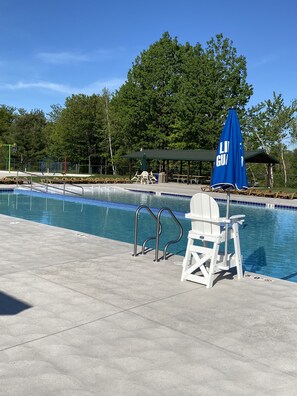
0 291 32 315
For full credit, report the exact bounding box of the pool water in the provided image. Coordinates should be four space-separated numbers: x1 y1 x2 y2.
1 187 297 283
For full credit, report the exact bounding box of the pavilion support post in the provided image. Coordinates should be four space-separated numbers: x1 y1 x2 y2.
187 161 190 184
129 159 132 180
180 161 183 175
165 160 169 182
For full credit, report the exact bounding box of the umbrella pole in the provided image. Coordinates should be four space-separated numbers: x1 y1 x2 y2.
224 190 231 268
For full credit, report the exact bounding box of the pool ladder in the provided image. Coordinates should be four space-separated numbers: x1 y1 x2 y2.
133 205 183 261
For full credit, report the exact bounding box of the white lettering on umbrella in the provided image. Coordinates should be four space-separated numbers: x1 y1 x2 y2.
240 143 244 167
219 141 229 154
216 140 229 167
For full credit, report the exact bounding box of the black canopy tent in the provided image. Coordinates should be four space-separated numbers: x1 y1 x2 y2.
123 149 279 185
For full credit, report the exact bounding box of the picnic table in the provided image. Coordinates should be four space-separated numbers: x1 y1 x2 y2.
172 174 209 184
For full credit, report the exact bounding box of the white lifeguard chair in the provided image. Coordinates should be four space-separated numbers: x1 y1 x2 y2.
181 193 245 288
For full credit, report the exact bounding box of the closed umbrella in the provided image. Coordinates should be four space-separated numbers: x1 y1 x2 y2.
141 154 147 171
210 108 248 267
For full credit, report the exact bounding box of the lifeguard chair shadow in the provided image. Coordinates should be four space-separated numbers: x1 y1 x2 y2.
181 193 245 288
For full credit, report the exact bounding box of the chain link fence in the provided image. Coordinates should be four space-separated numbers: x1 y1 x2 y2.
1 157 296 188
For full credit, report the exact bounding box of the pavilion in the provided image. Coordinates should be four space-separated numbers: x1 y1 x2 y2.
123 149 279 186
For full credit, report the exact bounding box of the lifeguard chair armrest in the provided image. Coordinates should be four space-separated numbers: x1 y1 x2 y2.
229 214 245 225
185 213 230 224
185 213 245 225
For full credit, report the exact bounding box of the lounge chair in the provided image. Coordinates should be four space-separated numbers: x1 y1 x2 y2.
275 191 296 199
262 190 278 198
181 193 245 288
201 185 213 192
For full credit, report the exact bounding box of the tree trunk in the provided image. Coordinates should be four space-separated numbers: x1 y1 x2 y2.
246 165 256 186
88 155 92 175
280 145 287 186
104 95 116 175
266 164 274 188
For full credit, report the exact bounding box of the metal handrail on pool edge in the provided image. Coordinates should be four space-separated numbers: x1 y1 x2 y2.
133 204 183 262
155 207 183 262
16 170 85 197
133 205 162 257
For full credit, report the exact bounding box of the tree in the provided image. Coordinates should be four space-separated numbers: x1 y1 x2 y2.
171 35 253 149
201 34 253 148
112 32 253 154
8 109 47 168
47 104 63 124
101 89 116 174
0 105 16 141
112 32 185 151
51 94 106 173
45 104 64 161
169 41 207 149
244 93 297 186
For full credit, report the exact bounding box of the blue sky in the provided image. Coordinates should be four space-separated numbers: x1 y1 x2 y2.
0 0 296 115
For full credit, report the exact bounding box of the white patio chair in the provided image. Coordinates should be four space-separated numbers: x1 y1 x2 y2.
181 193 245 288
140 171 149 184
149 171 157 184
131 172 141 183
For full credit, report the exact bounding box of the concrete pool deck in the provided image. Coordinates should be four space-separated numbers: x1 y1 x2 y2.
119 181 297 209
1 182 297 394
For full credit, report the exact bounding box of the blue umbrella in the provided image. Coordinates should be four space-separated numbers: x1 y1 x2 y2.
210 108 248 267
211 108 248 195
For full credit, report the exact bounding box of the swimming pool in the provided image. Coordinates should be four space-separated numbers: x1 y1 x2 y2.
1 187 297 283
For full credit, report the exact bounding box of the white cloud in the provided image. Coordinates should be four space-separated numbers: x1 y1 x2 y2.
0 78 125 95
0 81 74 94
82 78 125 94
36 51 89 64
36 48 126 65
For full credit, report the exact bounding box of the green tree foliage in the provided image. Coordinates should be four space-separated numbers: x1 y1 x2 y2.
112 32 184 151
244 93 297 186
112 32 253 152
47 104 63 124
46 104 64 160
172 35 253 150
0 105 16 142
8 109 47 166
169 42 207 149
245 93 297 151
50 94 106 173
202 34 253 148
284 149 297 187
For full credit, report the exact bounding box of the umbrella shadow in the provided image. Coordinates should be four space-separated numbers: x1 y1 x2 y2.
281 271 297 281
244 246 267 273
0 291 32 315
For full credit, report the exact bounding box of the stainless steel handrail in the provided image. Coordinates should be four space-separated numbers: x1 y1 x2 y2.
133 205 162 257
16 171 84 197
155 207 183 262
133 204 183 261
61 182 84 196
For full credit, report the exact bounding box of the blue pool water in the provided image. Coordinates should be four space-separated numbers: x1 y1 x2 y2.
1 187 297 283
